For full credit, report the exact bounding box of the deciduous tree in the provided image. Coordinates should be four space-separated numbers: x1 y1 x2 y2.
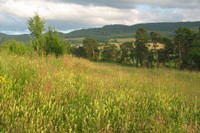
83 38 98 60
135 28 149 67
28 13 45 53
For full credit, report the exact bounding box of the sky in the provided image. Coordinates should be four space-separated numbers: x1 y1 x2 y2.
0 0 200 35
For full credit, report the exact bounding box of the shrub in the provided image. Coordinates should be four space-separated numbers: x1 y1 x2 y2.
0 40 32 55
44 27 70 57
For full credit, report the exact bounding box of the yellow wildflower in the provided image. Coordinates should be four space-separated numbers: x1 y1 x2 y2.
0 75 7 84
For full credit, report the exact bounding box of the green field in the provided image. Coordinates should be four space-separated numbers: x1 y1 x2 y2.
66 37 84 46
0 52 199 132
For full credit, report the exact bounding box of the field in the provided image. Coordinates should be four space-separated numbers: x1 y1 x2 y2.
108 38 136 43
66 38 84 46
0 52 199 132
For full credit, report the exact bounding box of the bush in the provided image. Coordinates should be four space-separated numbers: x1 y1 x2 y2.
44 27 70 57
0 40 32 55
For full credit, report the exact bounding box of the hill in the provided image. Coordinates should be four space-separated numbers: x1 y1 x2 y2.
65 21 200 41
0 51 199 132
0 21 200 43
0 33 31 43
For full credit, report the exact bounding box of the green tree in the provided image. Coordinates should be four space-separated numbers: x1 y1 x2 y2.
174 27 195 69
120 41 134 65
44 27 69 57
70 46 86 58
160 37 176 67
135 28 149 67
150 32 162 67
102 44 119 62
186 40 200 70
83 38 98 60
28 13 45 53
150 32 161 50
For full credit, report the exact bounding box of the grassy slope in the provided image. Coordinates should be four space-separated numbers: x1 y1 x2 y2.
0 52 199 132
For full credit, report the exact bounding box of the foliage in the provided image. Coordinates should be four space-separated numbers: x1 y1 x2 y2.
83 38 98 60
174 27 196 69
135 28 149 67
27 13 45 53
70 46 86 58
119 41 134 65
186 40 200 70
0 40 32 55
68 26 200 70
102 44 120 62
44 27 69 57
28 13 45 40
65 21 200 40
0 52 199 132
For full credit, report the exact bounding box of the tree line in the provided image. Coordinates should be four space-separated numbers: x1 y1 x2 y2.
71 27 200 70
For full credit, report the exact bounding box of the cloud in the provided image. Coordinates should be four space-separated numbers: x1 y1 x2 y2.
46 0 200 9
0 0 200 34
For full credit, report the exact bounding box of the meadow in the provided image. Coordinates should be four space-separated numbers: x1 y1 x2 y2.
0 51 199 132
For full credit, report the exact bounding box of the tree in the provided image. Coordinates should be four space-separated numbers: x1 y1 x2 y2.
150 32 162 67
150 32 161 50
174 27 195 69
186 40 200 70
102 44 119 62
83 38 98 60
70 46 86 58
28 13 45 53
135 28 149 67
160 37 176 67
44 26 69 57
119 41 134 65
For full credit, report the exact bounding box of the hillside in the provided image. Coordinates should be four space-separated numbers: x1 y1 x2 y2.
0 21 200 43
0 33 31 43
0 52 199 132
65 21 200 41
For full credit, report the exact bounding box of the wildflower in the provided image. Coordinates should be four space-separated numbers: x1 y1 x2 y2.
0 75 7 84
0 75 12 84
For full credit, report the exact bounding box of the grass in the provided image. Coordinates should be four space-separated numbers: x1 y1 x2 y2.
109 38 136 43
66 37 84 46
0 51 199 132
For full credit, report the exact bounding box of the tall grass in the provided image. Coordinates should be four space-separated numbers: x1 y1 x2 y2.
0 51 199 132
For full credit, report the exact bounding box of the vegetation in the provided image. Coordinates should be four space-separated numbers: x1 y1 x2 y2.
1 21 200 43
28 13 45 53
27 14 69 57
0 40 32 55
72 27 200 70
0 14 199 132
0 51 199 132
65 21 200 41
83 38 98 60
44 27 70 57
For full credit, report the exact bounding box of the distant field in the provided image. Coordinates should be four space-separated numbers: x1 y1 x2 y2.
147 43 165 50
109 38 136 43
0 52 199 132
67 37 165 50
66 37 84 45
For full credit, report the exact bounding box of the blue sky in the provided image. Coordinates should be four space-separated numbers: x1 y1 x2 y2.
0 0 200 35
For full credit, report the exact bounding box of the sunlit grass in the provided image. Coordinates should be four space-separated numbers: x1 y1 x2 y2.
0 51 199 132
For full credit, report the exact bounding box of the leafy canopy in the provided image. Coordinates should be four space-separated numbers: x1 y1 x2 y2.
28 13 45 39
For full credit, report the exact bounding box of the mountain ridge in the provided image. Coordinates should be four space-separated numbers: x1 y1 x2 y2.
65 21 200 40
0 21 200 43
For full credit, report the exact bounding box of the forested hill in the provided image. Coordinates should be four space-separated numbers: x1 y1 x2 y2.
65 21 200 40
0 21 200 43
0 33 31 43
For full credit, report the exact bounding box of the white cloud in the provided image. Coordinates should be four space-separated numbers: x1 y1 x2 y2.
0 0 200 34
